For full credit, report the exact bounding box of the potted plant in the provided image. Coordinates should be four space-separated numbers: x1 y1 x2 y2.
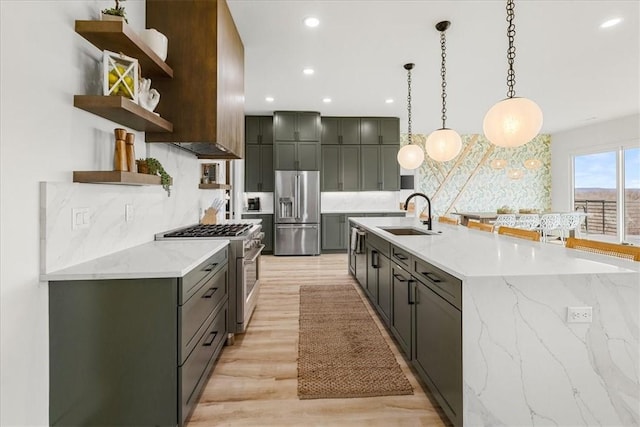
136 157 172 196
102 0 128 23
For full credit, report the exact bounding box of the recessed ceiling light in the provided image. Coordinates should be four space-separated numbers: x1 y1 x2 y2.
600 17 622 28
265 96 274 102
322 98 332 103
385 99 394 104
303 68 315 75
304 17 320 28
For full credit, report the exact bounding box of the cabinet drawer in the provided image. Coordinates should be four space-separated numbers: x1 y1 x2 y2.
367 232 390 257
391 245 411 269
179 304 227 425
412 258 462 310
180 248 227 304
179 266 228 363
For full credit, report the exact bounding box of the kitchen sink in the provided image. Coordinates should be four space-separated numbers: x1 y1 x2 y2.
380 227 440 236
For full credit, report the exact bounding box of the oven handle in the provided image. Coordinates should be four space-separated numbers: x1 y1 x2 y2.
244 244 265 264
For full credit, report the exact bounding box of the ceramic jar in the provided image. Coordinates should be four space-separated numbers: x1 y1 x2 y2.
140 28 168 62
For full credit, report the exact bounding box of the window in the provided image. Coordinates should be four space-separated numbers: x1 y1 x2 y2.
573 147 640 244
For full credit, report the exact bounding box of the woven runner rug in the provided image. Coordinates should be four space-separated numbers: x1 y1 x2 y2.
297 284 413 399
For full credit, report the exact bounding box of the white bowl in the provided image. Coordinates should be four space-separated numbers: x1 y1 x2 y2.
140 28 168 62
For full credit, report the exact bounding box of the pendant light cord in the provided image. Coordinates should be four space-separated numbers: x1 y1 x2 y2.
439 29 448 129
406 65 413 144
506 0 516 98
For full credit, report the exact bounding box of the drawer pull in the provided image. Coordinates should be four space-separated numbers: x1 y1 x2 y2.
203 331 218 346
421 271 442 283
202 287 218 298
393 273 407 282
394 252 408 261
204 263 218 272
408 280 415 305
371 251 379 268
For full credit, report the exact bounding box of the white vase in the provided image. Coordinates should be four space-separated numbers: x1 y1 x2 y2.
101 13 125 22
140 28 168 62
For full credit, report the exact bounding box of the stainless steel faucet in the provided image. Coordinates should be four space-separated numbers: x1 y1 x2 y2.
404 192 432 230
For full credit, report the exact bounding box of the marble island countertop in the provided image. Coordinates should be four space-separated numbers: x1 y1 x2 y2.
351 217 639 278
322 209 407 214
43 240 229 282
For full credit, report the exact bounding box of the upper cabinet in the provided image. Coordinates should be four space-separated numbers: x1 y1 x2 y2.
145 0 245 159
321 117 361 145
360 118 400 145
274 111 321 142
246 116 273 145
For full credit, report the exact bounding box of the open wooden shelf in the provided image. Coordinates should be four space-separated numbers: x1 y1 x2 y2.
73 171 161 186
74 95 173 132
75 20 173 78
198 183 232 190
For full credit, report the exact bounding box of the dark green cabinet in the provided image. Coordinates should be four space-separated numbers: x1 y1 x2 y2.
321 145 360 191
413 277 462 427
274 111 321 141
360 117 400 145
321 117 360 145
245 144 274 192
246 116 273 145
49 250 229 427
275 141 321 170
242 214 273 254
366 244 391 325
321 213 346 251
390 263 412 359
361 145 400 191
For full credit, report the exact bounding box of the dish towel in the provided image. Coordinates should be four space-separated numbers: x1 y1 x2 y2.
350 228 358 251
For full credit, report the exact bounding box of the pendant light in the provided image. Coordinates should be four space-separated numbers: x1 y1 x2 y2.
483 0 543 148
397 63 425 170
425 21 462 162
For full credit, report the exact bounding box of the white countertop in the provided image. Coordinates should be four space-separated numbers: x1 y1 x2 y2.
350 217 639 279
242 210 273 215
43 240 229 281
322 210 407 214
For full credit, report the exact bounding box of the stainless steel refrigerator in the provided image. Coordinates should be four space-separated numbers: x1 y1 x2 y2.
274 170 320 255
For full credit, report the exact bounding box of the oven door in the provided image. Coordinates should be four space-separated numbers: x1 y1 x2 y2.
237 244 264 332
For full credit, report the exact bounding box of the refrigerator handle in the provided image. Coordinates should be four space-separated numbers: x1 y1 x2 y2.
295 174 300 219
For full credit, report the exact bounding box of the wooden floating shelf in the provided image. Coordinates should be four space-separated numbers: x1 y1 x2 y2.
73 171 161 186
198 183 232 190
75 20 173 78
74 95 173 132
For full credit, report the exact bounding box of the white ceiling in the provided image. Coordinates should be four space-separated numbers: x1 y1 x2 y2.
227 0 639 135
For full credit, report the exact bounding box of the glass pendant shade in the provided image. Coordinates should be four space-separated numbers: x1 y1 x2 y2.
397 143 425 170
483 97 543 148
425 128 462 162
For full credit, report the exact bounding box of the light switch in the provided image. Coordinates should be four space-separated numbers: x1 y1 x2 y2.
72 208 90 230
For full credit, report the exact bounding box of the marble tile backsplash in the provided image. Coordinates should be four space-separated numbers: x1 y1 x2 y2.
41 144 202 274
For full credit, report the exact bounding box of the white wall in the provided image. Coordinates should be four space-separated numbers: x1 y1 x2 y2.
0 1 204 424
551 114 640 212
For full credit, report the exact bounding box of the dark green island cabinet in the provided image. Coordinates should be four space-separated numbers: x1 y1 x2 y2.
349 222 463 427
49 247 229 427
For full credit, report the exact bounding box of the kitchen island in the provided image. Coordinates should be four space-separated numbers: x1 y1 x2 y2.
349 217 639 427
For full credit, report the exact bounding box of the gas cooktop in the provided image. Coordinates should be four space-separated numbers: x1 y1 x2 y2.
162 223 252 238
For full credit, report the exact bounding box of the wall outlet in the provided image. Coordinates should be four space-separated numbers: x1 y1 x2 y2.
567 306 593 323
125 204 134 222
72 207 90 230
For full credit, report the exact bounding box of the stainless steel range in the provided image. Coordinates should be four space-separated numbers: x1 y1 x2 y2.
156 223 264 335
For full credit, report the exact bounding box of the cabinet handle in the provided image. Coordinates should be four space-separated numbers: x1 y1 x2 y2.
414 282 419 304
295 131 299 140
295 160 300 170
202 287 218 298
258 182 262 191
393 273 407 282
204 262 218 272
258 134 262 144
408 280 415 305
378 135 382 144
421 271 443 283
339 182 343 191
339 135 343 144
394 252 408 261
371 250 379 268
203 331 218 346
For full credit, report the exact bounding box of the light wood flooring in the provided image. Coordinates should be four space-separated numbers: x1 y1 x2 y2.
188 254 450 426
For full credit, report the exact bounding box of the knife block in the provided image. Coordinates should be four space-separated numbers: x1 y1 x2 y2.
201 208 218 224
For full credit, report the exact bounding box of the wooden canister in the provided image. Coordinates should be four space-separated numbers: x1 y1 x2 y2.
114 128 128 171
125 133 136 172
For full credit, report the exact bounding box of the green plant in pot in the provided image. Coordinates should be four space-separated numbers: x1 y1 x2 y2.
137 157 172 196
102 0 128 23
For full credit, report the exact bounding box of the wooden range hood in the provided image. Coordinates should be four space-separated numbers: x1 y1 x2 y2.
145 0 244 159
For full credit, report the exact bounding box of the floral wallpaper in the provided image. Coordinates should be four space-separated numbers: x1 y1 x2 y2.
400 134 551 216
